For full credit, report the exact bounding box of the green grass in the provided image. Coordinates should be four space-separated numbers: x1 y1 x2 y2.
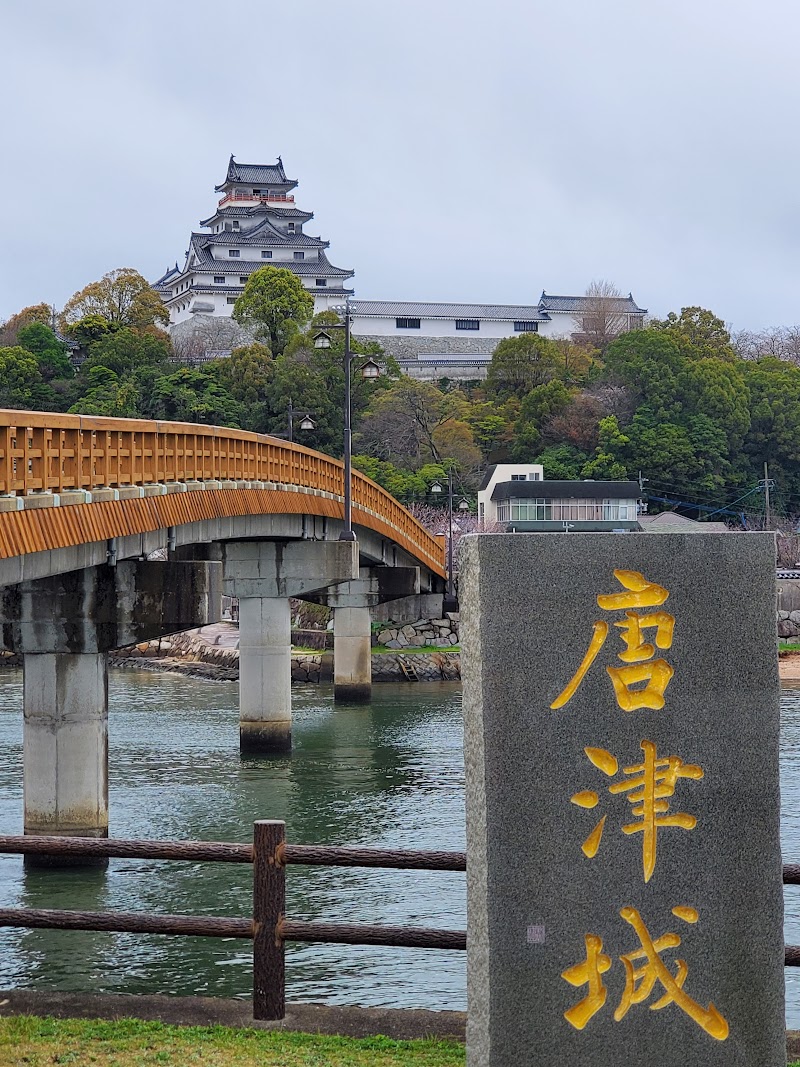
371 645 460 655
780 642 800 653
0 1016 465 1066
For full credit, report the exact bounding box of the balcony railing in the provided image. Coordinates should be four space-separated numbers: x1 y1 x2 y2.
218 192 295 207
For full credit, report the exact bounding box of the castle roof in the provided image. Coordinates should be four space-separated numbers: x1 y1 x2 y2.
215 155 297 192
538 292 647 314
350 300 549 322
194 220 327 249
185 244 353 279
199 204 313 226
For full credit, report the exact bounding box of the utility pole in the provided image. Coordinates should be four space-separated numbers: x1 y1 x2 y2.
764 461 771 529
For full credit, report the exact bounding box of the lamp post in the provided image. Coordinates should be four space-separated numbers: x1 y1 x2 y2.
314 299 380 542
430 470 470 605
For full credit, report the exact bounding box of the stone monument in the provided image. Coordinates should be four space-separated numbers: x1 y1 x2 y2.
460 533 784 1066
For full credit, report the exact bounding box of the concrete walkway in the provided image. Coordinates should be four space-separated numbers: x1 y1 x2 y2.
0 990 467 1041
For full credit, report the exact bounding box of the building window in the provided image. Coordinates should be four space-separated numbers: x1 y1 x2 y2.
496 502 510 522
511 474 526 481
288 222 295 232
262 250 272 259
396 318 421 329
240 277 249 284
315 279 327 287
214 276 225 284
233 221 240 229
294 251 304 260
253 189 261 195
514 321 539 332
629 315 644 330
229 249 240 258
456 319 479 330
227 297 237 304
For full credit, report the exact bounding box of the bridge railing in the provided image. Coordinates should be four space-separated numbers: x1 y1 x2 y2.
0 411 444 573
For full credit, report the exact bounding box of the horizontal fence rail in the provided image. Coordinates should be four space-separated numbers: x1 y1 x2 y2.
0 825 795 1020
0 410 445 575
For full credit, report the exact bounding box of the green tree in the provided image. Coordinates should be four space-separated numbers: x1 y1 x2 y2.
139 367 242 426
534 443 590 479
649 307 735 362
510 380 573 460
80 327 171 378
232 267 314 355
68 367 139 417
208 344 275 432
17 322 74 381
0 346 53 410
61 268 168 331
485 334 563 398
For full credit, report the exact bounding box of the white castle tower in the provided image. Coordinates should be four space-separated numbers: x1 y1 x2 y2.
155 156 354 326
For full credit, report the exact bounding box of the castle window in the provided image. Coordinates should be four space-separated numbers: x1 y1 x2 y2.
316 279 327 287
456 319 480 330
262 250 272 259
396 318 421 329
288 222 295 232
514 321 539 332
233 221 239 229
253 189 261 195
227 297 237 304
240 277 248 285
294 251 305 260
214 276 225 284
229 249 240 257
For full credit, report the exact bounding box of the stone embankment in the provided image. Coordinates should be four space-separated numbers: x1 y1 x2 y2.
111 622 461 682
375 614 459 649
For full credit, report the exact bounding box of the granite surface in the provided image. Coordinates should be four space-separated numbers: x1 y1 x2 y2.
460 532 784 1067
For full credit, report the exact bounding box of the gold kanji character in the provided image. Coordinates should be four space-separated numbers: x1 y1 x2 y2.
550 571 675 712
571 741 703 882
615 906 729 1041
561 934 612 1030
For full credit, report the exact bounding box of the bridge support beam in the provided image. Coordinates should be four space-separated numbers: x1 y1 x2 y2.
0 560 221 865
304 567 420 703
223 540 359 753
23 652 109 865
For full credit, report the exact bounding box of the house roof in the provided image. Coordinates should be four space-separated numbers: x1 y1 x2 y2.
215 155 297 192
491 479 641 502
196 225 328 249
350 301 549 322
637 511 729 533
538 291 647 314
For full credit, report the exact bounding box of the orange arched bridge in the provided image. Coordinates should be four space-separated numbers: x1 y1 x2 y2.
0 412 452 848
0 410 445 580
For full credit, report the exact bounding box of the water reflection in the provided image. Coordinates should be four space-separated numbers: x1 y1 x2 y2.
0 670 799 1021
0 671 466 1009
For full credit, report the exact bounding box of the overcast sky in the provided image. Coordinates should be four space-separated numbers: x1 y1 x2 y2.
2 0 798 330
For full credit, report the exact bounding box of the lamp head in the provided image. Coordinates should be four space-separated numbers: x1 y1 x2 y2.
360 358 381 379
430 482 443 494
313 332 332 349
299 415 316 431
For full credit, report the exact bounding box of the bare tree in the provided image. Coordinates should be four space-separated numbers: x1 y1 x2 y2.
572 280 630 352
731 325 800 366
171 315 252 362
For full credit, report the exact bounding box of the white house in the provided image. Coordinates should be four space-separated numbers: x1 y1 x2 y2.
478 464 642 532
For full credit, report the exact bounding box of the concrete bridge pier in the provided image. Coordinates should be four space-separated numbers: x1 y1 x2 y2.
223 540 359 753
306 568 420 703
0 560 221 865
23 652 109 863
333 605 373 703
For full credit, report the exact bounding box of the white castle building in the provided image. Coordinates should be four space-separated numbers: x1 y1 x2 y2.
155 156 646 376
154 156 354 325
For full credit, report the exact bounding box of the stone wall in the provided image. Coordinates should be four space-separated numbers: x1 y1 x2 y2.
777 579 800 638
374 615 459 649
357 334 496 359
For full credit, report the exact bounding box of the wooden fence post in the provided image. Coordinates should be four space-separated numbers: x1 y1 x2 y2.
252 820 286 1020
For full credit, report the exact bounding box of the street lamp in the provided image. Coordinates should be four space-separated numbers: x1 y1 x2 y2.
312 298 379 542
286 397 316 442
430 469 459 605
